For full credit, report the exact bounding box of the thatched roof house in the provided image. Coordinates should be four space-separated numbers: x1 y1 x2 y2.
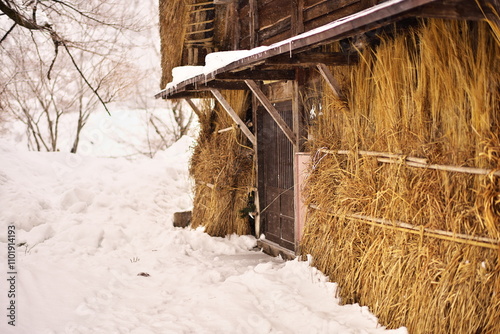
157 0 500 332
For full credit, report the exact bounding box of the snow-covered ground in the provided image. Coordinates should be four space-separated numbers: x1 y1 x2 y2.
0 120 406 333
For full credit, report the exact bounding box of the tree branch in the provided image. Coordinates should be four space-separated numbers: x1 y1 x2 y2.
61 42 111 116
0 0 50 30
0 22 16 44
45 0 125 29
47 32 60 80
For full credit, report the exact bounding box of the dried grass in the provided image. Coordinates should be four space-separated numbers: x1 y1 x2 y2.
159 0 227 88
159 0 192 88
302 19 500 333
189 90 254 236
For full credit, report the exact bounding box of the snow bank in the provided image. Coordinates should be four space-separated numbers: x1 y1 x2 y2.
0 139 406 334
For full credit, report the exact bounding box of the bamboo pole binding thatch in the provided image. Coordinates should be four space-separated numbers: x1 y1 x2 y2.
309 204 500 250
318 148 428 164
378 158 500 177
318 148 500 176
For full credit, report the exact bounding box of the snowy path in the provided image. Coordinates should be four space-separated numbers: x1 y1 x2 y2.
0 138 406 334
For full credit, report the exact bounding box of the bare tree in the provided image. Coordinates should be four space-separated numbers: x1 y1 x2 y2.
144 101 195 156
0 0 147 152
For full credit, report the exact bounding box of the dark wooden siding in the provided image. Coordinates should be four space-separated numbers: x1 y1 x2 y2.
303 0 363 31
233 0 382 49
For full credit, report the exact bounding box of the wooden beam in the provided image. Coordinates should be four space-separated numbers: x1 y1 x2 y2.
317 63 344 100
249 0 259 48
216 69 296 81
185 98 202 118
256 239 296 260
245 80 297 147
165 91 208 100
209 89 256 146
267 51 359 66
191 80 249 90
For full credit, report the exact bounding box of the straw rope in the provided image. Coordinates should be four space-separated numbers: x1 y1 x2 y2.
309 204 500 250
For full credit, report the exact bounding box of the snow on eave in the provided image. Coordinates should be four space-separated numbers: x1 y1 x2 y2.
155 0 437 99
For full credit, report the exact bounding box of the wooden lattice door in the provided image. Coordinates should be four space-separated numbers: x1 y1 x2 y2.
257 100 295 251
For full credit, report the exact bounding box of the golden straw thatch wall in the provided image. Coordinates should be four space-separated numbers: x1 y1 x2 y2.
302 19 500 333
159 0 191 88
189 91 254 236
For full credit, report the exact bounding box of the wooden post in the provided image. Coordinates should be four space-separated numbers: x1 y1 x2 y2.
293 68 307 150
173 211 192 228
252 92 261 237
249 0 259 48
230 1 240 50
245 80 297 147
209 88 256 146
291 0 305 35
292 68 306 252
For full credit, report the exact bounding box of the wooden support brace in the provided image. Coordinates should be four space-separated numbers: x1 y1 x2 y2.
245 80 297 147
185 98 202 118
209 89 256 146
317 63 344 100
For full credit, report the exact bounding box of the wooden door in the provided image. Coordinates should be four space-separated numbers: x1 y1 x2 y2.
257 100 295 250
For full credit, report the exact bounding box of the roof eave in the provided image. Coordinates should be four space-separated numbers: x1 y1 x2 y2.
155 0 438 100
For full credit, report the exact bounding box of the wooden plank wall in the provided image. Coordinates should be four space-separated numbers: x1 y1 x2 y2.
235 0 380 49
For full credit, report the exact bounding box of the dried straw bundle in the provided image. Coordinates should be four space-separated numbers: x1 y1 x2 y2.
189 90 254 236
303 19 500 333
159 0 192 88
